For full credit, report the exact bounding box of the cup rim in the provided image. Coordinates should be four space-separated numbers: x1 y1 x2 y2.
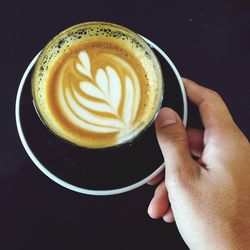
15 35 188 196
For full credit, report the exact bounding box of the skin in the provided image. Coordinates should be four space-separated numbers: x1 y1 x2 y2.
147 78 250 250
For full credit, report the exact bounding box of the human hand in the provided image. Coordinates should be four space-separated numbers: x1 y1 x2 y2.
147 78 250 250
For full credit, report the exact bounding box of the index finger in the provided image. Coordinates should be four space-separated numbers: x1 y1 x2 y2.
182 78 235 132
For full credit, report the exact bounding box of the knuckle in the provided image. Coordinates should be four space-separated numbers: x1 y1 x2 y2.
160 130 187 146
206 88 221 100
166 162 196 190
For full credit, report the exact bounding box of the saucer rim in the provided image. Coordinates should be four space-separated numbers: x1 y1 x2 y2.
15 35 188 196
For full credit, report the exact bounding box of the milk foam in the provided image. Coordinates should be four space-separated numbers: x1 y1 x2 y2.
58 51 141 134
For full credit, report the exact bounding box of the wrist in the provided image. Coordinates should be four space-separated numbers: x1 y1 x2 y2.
198 222 250 250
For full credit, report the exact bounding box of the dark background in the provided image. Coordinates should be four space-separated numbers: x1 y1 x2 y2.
2 0 250 249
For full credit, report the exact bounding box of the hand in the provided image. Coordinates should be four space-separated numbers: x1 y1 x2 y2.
147 78 250 250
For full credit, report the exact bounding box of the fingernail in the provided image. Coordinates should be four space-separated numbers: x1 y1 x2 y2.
147 199 155 216
156 109 177 128
162 215 168 222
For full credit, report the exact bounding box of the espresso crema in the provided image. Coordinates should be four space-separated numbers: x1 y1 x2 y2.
32 22 163 148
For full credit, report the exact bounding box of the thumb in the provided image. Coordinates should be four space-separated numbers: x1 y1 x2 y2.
155 108 199 183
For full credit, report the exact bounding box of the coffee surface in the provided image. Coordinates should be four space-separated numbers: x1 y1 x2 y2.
33 22 163 148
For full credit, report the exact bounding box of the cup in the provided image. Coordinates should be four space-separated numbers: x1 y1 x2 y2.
32 22 164 149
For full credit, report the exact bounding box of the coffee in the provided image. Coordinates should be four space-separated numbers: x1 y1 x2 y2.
32 22 163 149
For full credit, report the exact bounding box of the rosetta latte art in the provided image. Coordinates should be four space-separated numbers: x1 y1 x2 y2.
58 51 141 134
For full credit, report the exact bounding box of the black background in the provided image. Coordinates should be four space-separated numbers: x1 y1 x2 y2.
2 0 250 249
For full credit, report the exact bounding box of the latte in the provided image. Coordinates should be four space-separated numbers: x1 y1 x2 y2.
32 22 163 149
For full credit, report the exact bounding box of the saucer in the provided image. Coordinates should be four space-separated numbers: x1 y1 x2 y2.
15 36 187 195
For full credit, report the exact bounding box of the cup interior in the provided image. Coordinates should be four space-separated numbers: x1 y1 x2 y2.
32 22 164 149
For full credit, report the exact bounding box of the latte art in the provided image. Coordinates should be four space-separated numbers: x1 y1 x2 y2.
59 51 141 134
32 22 163 148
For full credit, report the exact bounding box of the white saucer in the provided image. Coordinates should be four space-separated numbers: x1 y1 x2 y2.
15 36 187 195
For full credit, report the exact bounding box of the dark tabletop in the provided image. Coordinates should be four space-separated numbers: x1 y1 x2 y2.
2 1 250 249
